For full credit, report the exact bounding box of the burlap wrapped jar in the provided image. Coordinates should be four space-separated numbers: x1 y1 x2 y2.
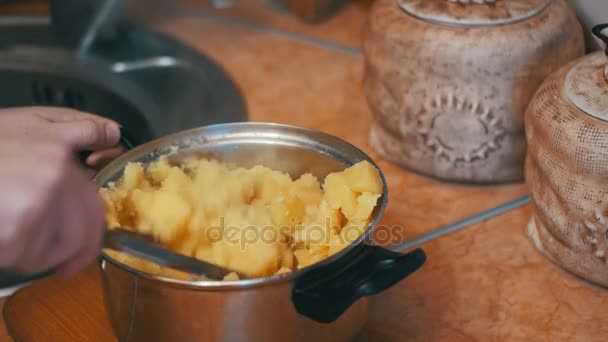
364 0 584 183
526 24 608 287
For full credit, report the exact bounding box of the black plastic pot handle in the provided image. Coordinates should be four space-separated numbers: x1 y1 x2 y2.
0 127 137 291
592 23 608 56
78 127 137 164
292 244 426 323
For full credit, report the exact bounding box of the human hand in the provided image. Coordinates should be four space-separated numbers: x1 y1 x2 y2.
0 106 125 171
0 107 124 277
0 135 106 277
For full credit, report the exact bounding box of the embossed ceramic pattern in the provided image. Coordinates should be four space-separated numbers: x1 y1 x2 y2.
363 0 584 183
526 35 608 287
399 0 550 27
447 0 496 3
564 54 608 120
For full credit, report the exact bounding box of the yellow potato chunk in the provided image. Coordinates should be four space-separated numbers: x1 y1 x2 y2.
328 220 369 256
173 228 206 256
276 267 292 274
100 156 383 280
223 272 240 281
99 189 120 228
351 192 382 222
323 173 357 218
199 237 282 277
341 220 369 243
328 231 348 256
122 163 146 190
293 223 327 248
308 242 329 258
292 173 319 188
280 247 295 269
316 199 344 232
146 158 172 184
251 166 292 203
291 174 324 208
161 166 192 198
130 189 191 244
269 195 305 229
342 160 383 193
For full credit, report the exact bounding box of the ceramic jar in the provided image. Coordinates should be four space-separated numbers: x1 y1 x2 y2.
363 0 584 183
526 24 608 287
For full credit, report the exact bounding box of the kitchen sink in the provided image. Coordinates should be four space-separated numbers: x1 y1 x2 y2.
0 15 246 144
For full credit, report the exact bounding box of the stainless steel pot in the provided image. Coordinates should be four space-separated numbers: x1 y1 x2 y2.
94 122 426 342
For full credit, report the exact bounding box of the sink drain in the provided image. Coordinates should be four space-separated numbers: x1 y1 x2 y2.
0 16 247 143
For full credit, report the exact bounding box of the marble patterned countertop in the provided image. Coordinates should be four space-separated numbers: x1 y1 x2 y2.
1 1 607 341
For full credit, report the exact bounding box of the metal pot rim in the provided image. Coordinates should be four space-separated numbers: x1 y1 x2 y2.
95 122 389 290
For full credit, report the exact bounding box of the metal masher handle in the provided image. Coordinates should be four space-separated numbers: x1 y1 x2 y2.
388 195 531 253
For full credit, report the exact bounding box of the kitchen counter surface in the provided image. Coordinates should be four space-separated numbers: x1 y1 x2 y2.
1 1 607 341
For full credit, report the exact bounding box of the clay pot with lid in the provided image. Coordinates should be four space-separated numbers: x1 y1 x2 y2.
363 0 584 183
526 24 608 287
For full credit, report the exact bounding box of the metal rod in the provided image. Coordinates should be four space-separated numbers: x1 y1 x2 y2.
176 9 363 56
389 195 531 253
76 0 122 55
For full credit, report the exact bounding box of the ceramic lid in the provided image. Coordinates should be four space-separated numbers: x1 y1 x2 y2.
398 0 551 27
564 24 608 122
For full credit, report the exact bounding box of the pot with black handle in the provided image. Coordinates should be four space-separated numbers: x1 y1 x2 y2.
94 122 426 342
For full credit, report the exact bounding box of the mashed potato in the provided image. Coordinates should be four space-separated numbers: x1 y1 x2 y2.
100 158 383 280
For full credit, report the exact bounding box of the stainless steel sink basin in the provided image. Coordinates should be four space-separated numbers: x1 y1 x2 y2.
0 16 246 144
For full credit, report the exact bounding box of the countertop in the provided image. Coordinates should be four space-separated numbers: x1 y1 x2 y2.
1 1 607 341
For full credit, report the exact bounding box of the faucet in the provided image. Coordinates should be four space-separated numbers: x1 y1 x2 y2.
49 0 236 54
49 0 126 54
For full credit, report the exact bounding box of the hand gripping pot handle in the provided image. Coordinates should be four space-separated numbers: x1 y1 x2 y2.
0 128 136 295
78 127 137 164
292 243 426 323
